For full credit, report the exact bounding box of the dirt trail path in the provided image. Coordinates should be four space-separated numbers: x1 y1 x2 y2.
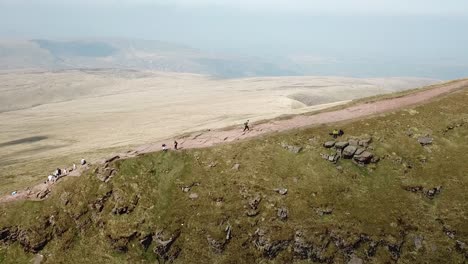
2 79 467 203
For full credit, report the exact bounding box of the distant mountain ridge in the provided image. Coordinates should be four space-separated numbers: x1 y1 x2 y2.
0 39 298 77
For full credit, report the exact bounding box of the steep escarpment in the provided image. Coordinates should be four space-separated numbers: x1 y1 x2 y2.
1 88 468 263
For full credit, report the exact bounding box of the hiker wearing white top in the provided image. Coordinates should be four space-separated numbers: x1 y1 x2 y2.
48 175 53 182
81 159 86 165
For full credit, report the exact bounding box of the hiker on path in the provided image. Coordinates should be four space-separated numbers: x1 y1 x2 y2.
243 120 250 132
174 140 178 150
162 144 168 152
81 159 86 166
48 175 53 182
73 164 77 171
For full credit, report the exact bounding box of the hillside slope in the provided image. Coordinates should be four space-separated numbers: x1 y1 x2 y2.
1 85 468 263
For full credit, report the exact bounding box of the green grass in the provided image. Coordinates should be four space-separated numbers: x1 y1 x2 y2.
0 88 468 263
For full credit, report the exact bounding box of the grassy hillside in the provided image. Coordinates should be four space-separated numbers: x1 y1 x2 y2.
1 87 467 263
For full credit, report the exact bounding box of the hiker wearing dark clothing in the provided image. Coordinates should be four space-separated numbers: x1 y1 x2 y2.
174 141 178 150
243 120 250 132
330 129 344 139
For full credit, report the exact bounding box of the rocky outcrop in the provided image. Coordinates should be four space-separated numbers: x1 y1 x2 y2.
281 143 303 154
322 136 378 166
253 229 290 259
153 230 181 262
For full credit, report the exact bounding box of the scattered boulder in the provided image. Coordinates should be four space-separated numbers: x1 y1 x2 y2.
418 137 433 146
140 233 154 251
207 235 227 254
288 146 302 154
316 207 333 216
153 230 181 262
246 210 259 217
348 255 364 264
274 188 288 195
343 146 357 159
323 141 336 148
425 186 442 199
414 236 423 251
232 163 240 170
248 195 262 210
189 193 199 200
335 141 349 150
277 207 289 221
370 156 380 163
253 229 290 259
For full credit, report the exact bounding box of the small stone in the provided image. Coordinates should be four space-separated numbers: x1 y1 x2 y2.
246 210 259 217
348 139 359 146
274 188 288 195
277 207 288 220
414 236 423 250
348 255 363 264
189 193 199 200
232 163 240 170
418 137 433 146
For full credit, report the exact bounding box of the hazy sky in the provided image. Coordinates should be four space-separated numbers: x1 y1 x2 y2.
1 0 467 78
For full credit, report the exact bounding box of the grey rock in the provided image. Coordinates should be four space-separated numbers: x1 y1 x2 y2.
335 141 349 149
353 151 374 164
371 156 380 163
355 148 365 156
343 146 357 158
274 188 288 195
348 255 363 264
316 207 333 216
425 186 442 199
288 146 303 154
418 137 433 146
348 139 359 146
246 209 259 217
358 138 372 147
414 236 423 250
277 207 288 220
323 141 335 148
189 193 199 200
232 163 240 170
248 195 262 210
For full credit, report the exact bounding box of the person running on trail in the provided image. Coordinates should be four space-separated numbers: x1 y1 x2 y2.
174 140 178 150
243 120 250 132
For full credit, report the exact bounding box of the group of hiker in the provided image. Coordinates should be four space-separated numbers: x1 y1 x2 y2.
45 158 87 184
162 140 178 152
